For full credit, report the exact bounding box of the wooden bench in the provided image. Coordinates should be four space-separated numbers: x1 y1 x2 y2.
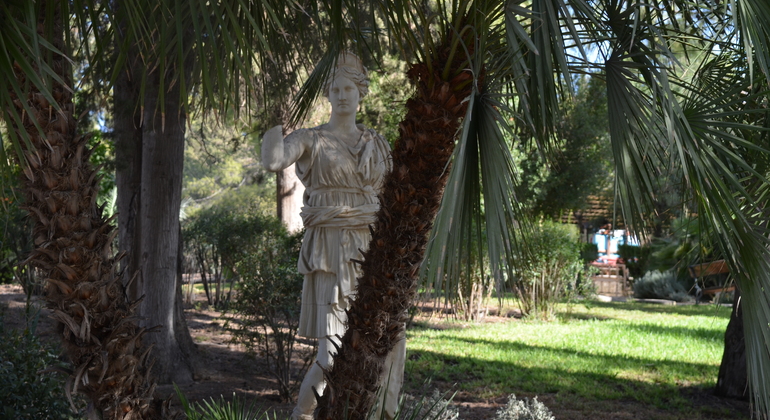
688 259 734 299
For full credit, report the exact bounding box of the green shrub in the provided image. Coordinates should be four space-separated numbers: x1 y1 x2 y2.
176 387 267 420
0 185 34 287
183 198 284 309
227 227 313 403
399 390 459 420
494 395 555 420
633 270 692 302
0 309 77 419
512 221 585 319
173 387 460 420
617 244 651 279
173 388 554 420
579 242 599 264
175 385 461 420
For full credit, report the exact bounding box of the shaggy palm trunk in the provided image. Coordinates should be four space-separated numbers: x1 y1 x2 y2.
316 43 474 419
9 3 163 418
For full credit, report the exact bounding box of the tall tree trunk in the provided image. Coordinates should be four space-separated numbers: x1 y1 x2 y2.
277 164 305 233
113 24 197 384
317 45 474 418
716 287 748 399
114 56 143 300
268 106 304 234
176 223 199 376
11 2 165 418
137 70 195 384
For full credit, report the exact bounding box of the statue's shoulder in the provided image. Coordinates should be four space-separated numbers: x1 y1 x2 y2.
304 125 337 140
364 128 391 151
284 127 317 146
288 127 316 137
355 125 381 140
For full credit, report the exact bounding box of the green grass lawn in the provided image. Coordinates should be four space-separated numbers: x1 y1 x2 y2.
405 301 740 417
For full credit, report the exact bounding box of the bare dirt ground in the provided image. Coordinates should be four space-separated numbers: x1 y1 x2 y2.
1 284 751 419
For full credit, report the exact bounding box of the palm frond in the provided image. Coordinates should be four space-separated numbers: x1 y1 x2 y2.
423 88 527 306
289 0 378 126
605 49 665 236
517 0 577 150
735 0 770 82
422 93 479 300
0 2 64 151
673 54 770 416
476 96 526 297
608 26 770 412
289 49 339 127
73 0 324 125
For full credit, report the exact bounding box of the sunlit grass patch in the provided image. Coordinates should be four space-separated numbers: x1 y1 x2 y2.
405 301 731 411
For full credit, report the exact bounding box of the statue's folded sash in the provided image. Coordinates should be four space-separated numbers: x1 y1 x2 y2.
300 187 378 229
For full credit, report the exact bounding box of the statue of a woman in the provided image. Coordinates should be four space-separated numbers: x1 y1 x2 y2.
261 53 404 420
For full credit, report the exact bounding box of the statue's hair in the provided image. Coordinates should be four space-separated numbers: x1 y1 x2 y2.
323 65 370 102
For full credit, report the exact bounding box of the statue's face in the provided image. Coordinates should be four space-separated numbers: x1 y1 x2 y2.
328 74 360 117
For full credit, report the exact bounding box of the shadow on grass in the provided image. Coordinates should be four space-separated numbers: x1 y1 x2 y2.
619 322 726 343
557 311 614 321
586 300 733 317
405 337 723 411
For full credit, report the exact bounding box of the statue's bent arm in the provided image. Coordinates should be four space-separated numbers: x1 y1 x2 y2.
261 125 312 172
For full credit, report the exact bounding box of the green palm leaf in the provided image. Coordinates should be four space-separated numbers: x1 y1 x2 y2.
110 0 294 117
6 0 770 416
605 12 770 410
673 55 770 415
735 0 770 81
423 89 528 306
0 2 66 162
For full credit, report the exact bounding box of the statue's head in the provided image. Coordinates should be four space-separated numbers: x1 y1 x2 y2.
323 52 369 103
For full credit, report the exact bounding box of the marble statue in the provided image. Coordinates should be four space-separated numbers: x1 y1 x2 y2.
261 52 406 420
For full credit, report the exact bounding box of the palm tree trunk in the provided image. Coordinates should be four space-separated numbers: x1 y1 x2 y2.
9 2 164 418
317 44 474 419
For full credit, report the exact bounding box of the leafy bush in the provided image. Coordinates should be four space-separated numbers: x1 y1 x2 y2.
227 226 313 402
399 389 459 420
617 244 651 279
579 242 599 264
173 388 555 420
633 270 692 302
359 54 412 145
494 395 555 420
176 387 268 420
0 309 77 419
187 197 314 401
183 195 283 309
640 217 714 280
175 386 461 420
0 183 33 287
512 221 586 319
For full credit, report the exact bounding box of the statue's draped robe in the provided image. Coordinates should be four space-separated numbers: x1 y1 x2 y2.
295 126 392 338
